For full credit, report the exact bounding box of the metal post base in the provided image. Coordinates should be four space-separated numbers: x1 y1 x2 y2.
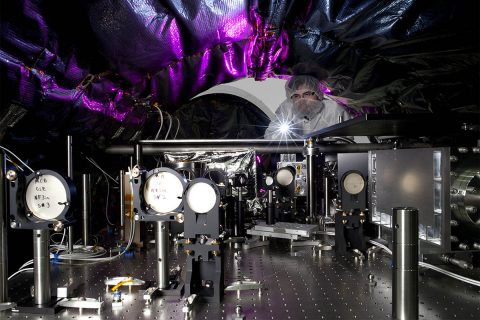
143 280 185 303
0 302 15 312
13 297 63 315
56 297 103 315
225 237 245 244
225 280 263 299
242 237 269 250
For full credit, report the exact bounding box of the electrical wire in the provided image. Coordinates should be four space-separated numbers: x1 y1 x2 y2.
0 145 35 173
5 155 24 171
173 116 180 139
418 261 480 287
368 239 392 254
103 173 115 226
84 155 118 184
19 259 34 270
368 240 480 287
51 167 136 263
154 105 164 140
111 279 133 292
333 136 356 144
164 112 173 139
8 268 33 281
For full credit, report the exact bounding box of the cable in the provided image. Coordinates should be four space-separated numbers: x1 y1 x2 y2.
52 167 136 263
333 136 356 144
0 145 35 173
154 105 164 140
19 259 34 270
111 279 133 292
103 173 115 226
368 240 480 287
173 116 180 139
418 262 480 287
84 155 118 184
5 155 24 171
368 239 392 255
8 268 33 281
164 112 173 139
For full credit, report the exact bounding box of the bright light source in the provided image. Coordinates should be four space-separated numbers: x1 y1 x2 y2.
279 123 290 133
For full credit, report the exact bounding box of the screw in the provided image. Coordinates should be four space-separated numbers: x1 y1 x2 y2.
6 170 17 181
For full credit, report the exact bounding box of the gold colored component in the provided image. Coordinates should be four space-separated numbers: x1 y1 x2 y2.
184 249 193 255
111 279 133 292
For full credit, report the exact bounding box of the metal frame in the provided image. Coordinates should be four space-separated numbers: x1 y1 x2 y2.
8 169 75 230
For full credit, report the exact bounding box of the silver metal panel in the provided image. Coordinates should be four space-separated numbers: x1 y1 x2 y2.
253 222 318 237
2 241 479 319
247 229 301 240
369 148 450 253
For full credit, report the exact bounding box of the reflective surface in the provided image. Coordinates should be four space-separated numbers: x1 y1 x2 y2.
3 238 480 319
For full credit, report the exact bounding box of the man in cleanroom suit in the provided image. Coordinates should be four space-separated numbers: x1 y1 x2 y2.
264 67 352 140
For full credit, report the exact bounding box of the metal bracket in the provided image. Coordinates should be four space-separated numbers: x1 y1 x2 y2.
225 280 263 299
56 297 103 315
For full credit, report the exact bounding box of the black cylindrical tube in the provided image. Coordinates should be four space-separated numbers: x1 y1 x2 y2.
307 153 316 220
119 170 125 241
0 153 7 302
82 174 91 246
323 176 329 218
234 188 245 237
266 190 274 225
392 207 418 320
135 144 142 167
105 143 394 155
67 135 74 253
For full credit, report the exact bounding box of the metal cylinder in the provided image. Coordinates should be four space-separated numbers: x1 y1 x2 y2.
135 144 142 167
392 207 418 320
266 190 274 225
306 152 316 220
119 170 125 241
0 153 8 302
33 230 51 305
323 176 329 218
156 221 169 289
82 174 91 246
235 189 244 236
67 136 74 253
105 142 394 155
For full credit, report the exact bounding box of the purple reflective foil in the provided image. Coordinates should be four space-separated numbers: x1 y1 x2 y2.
5 0 422 142
247 9 289 80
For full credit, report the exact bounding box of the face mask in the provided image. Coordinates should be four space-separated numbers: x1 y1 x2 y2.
293 98 323 119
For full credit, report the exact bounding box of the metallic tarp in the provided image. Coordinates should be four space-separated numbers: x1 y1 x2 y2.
0 0 478 145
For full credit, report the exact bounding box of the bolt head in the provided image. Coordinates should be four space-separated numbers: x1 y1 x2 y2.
176 213 184 224
53 221 64 232
6 170 17 181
